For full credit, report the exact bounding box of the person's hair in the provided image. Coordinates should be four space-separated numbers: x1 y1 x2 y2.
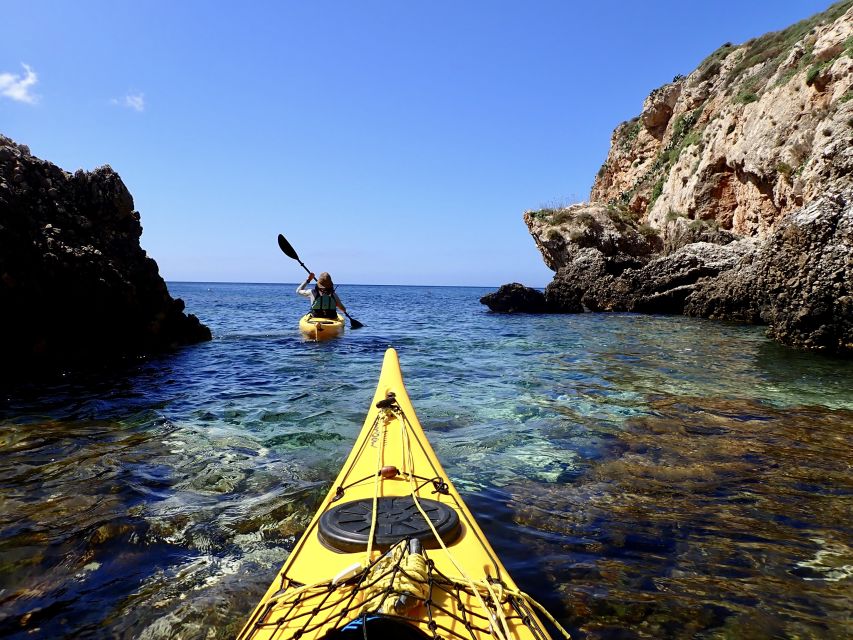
317 272 334 290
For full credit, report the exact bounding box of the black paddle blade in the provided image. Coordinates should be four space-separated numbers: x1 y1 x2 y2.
277 234 300 261
346 313 364 329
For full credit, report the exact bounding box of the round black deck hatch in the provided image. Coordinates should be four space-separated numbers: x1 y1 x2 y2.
318 496 461 553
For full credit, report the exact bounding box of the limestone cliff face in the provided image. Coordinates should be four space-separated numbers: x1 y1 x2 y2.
591 2 853 238
0 135 212 377
516 1 853 355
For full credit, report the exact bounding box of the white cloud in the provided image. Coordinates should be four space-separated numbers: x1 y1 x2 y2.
0 63 38 104
112 92 145 112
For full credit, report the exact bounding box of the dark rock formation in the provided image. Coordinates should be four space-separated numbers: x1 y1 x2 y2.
686 191 852 353
536 239 754 315
510 189 852 355
0 134 212 376
480 282 561 313
503 5 853 356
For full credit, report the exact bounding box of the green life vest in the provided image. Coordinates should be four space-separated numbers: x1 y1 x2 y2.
311 288 336 311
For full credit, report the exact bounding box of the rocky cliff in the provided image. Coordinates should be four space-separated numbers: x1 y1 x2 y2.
504 1 853 355
0 135 212 377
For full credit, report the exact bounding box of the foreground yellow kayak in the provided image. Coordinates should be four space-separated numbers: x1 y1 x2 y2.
238 348 568 640
299 313 345 341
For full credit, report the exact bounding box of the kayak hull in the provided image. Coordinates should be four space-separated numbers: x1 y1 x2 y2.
299 313 345 341
238 348 552 640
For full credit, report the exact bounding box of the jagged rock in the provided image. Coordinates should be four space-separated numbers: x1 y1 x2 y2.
640 81 682 136
625 241 755 313
0 134 212 377
662 217 739 253
517 4 853 356
590 5 853 239
686 190 853 353
480 283 558 313
523 203 658 272
544 241 755 315
544 249 609 312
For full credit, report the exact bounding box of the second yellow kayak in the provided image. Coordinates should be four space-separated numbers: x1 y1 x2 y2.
299 313 345 341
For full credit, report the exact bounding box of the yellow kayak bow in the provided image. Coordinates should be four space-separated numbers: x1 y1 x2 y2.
238 348 568 640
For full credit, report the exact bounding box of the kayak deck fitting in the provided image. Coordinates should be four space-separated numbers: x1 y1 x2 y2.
299 313 345 341
238 348 569 640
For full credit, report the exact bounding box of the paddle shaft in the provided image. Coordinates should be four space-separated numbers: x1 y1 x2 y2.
295 260 311 276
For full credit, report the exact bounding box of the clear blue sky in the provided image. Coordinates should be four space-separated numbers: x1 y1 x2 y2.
2 1 835 286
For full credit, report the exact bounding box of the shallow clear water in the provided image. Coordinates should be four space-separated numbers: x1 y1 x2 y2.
1 283 851 639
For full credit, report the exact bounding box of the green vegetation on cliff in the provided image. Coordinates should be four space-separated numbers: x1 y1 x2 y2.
699 0 853 93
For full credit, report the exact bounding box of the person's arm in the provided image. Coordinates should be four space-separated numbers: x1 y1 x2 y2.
334 292 346 312
296 273 315 296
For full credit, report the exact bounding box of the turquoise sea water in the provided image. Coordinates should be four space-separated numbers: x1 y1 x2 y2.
1 282 851 639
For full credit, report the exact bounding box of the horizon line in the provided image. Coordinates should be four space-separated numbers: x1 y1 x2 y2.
165 280 548 289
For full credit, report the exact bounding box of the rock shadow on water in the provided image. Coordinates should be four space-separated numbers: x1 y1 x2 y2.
502 395 853 639
0 418 188 638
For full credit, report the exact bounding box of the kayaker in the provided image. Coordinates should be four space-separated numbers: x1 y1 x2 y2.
296 272 346 319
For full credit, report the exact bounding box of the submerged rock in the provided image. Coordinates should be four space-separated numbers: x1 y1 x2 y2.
0 134 212 376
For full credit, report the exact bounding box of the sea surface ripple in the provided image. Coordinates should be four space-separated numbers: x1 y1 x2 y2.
1 283 851 639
